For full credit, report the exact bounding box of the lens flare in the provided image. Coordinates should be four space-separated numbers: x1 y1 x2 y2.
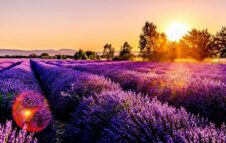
12 91 52 132
24 110 32 118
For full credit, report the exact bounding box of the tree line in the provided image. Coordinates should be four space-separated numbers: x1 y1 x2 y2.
138 22 226 61
1 21 225 61
83 22 226 61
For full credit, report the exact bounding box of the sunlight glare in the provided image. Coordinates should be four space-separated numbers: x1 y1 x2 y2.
166 22 189 41
24 109 32 118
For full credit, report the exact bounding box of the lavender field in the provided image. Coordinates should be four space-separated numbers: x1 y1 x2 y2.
0 59 225 143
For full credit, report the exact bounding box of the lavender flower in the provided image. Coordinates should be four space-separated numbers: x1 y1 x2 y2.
0 60 55 143
64 90 226 143
0 120 37 143
31 60 121 121
52 61 226 125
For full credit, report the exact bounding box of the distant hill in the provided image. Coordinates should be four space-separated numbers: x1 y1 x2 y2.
0 49 77 56
0 49 140 56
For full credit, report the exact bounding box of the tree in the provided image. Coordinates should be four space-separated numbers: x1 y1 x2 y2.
85 51 95 58
119 42 133 60
139 22 159 60
157 33 168 53
168 41 177 61
55 55 67 59
28 54 38 58
152 33 173 61
89 53 100 60
85 51 100 60
181 29 213 61
40 53 49 58
103 44 114 60
214 27 226 58
74 49 88 60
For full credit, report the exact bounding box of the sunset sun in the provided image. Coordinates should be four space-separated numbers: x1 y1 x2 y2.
166 22 189 41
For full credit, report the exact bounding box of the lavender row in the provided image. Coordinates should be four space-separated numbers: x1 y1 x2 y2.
51 61 226 125
0 62 13 71
64 90 226 143
0 59 22 72
31 60 121 121
31 60 226 142
0 61 46 119
0 60 54 143
44 60 226 84
0 61 40 121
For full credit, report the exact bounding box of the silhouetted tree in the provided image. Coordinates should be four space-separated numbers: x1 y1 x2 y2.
74 49 88 60
152 33 174 61
214 27 226 58
177 39 191 58
157 33 168 53
55 55 67 59
119 42 133 60
40 53 49 58
40 53 49 57
85 51 100 60
181 29 213 61
103 44 114 60
28 54 38 58
139 22 159 60
85 51 94 58
89 53 100 60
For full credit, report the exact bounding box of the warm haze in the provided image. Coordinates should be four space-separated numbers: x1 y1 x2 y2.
0 0 226 51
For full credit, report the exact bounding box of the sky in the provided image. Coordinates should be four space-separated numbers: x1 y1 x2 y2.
0 0 226 51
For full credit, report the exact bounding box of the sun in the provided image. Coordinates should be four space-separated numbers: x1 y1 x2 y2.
166 22 189 41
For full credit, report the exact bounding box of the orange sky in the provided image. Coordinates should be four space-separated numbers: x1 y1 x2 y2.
0 0 225 51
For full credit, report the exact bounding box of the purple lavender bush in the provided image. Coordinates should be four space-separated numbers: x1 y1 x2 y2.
0 59 22 72
57 61 226 125
0 61 42 122
63 90 226 143
0 120 37 143
31 60 121 121
0 60 55 143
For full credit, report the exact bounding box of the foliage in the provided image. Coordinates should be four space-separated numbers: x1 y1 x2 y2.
103 43 115 60
85 51 100 60
74 49 88 60
180 29 214 61
139 22 159 60
119 42 133 60
40 53 49 58
55 55 67 59
139 22 177 61
214 27 226 57
28 54 39 58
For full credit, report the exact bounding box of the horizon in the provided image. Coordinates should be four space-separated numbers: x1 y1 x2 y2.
0 0 226 51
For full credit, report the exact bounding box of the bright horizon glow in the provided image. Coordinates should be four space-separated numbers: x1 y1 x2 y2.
0 0 226 51
166 22 189 41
